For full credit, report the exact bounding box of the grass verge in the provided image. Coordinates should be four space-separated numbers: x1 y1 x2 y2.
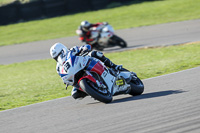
0 43 200 111
0 0 200 46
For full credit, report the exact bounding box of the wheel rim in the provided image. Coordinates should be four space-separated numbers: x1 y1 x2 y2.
87 80 110 96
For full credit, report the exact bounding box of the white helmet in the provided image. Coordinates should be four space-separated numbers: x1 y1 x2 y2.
50 43 68 62
81 20 91 31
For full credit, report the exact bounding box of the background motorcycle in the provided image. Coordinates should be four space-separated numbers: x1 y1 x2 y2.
77 24 127 51
58 51 144 103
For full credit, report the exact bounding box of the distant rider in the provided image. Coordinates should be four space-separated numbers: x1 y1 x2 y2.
50 42 123 100
76 20 108 49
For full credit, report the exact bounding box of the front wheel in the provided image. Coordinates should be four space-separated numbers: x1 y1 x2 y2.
111 35 127 48
129 77 144 96
79 79 112 103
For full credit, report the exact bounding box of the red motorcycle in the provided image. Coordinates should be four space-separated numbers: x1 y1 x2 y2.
76 24 127 51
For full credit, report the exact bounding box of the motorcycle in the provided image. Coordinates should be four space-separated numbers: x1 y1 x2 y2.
76 24 127 51
58 51 144 103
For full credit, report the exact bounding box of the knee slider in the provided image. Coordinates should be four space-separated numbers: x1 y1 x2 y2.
96 51 104 58
88 51 103 58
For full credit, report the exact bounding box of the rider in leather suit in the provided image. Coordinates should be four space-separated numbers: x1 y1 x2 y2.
50 42 122 100
76 20 108 50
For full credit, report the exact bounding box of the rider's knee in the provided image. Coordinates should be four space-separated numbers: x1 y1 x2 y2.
96 51 104 58
89 51 104 59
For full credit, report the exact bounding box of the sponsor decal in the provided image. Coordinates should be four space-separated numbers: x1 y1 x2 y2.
74 57 79 65
103 71 107 77
83 57 87 66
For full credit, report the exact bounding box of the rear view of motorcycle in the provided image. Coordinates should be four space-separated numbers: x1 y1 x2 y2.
59 50 144 103
76 24 127 51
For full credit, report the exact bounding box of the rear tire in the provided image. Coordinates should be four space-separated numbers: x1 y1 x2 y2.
129 77 144 96
79 79 112 103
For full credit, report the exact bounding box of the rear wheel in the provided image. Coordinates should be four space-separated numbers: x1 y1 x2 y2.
79 79 112 103
129 77 144 96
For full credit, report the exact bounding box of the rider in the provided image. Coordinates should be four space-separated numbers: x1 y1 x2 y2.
76 20 108 49
50 42 122 100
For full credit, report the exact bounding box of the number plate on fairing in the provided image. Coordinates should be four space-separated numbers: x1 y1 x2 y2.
116 79 124 86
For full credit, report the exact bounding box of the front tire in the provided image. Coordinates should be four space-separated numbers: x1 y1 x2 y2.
112 35 127 48
129 77 144 96
79 79 112 103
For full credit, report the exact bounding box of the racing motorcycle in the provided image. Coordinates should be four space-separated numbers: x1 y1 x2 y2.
58 51 144 103
76 24 127 51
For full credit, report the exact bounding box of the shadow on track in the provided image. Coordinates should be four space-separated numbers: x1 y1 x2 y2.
110 90 185 104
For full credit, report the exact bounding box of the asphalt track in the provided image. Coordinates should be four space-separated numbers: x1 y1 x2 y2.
0 19 200 64
0 67 200 133
0 20 200 133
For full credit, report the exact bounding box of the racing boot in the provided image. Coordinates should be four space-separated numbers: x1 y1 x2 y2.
89 51 123 71
71 87 88 100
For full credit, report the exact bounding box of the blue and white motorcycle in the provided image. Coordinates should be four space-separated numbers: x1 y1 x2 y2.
58 51 144 103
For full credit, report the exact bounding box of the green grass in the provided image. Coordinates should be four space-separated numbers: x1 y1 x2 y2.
0 0 15 5
0 43 200 111
0 0 30 6
0 0 200 46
